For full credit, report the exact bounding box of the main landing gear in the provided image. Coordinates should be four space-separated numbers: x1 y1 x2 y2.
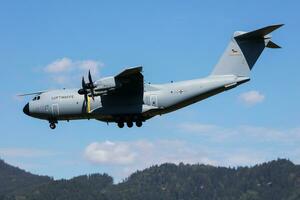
117 122 124 128
136 121 142 127
127 121 133 128
117 120 143 128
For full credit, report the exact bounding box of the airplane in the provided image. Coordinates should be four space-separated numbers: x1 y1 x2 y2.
21 24 283 129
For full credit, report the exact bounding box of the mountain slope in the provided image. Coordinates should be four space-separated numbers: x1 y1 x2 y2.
0 159 51 199
1 159 300 200
111 159 300 200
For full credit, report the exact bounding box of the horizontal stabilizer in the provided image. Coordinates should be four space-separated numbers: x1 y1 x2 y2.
266 40 281 48
235 24 284 40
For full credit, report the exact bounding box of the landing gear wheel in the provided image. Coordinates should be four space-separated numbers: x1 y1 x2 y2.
50 123 56 129
136 121 142 127
117 122 124 128
127 121 133 128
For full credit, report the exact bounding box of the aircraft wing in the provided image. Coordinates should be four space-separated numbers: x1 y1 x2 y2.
115 66 144 95
100 66 144 108
115 66 143 80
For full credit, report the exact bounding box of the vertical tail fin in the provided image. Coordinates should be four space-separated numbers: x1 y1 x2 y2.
211 24 283 77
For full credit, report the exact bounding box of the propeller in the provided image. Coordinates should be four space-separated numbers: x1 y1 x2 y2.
78 70 96 100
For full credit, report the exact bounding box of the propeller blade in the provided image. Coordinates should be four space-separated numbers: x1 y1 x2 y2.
79 76 89 96
81 92 88 113
88 70 93 86
82 77 86 89
90 89 95 100
88 70 95 100
84 93 88 102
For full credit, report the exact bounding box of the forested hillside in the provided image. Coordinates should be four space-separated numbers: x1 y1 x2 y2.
0 159 51 199
1 159 300 200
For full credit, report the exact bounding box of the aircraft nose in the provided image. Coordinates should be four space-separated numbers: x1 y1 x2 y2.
23 103 30 116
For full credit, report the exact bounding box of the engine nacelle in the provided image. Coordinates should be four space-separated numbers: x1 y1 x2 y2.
94 76 117 92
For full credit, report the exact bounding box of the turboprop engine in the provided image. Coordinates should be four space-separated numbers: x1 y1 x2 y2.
94 76 117 93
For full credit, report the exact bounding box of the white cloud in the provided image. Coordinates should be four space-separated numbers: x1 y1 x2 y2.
239 90 265 106
84 139 219 180
0 148 56 158
225 152 265 166
178 122 300 144
52 75 69 85
83 124 300 181
44 57 72 73
85 140 208 166
85 141 137 165
178 123 218 134
77 60 103 76
178 122 235 141
86 136 294 169
43 57 104 85
12 94 24 102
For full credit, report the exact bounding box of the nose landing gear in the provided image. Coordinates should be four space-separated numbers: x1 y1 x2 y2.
50 123 56 129
49 120 57 129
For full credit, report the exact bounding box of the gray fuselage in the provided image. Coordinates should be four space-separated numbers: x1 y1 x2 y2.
23 75 249 124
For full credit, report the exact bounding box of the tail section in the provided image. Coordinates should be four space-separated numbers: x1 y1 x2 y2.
211 24 283 76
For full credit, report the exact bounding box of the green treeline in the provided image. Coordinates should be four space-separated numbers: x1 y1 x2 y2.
1 159 300 200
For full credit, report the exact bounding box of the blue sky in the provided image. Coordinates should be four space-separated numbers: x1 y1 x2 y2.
0 0 299 181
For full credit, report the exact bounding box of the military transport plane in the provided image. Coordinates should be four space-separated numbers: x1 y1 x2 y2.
21 24 283 129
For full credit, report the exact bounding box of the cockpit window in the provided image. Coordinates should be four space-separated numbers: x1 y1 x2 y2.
32 96 41 101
